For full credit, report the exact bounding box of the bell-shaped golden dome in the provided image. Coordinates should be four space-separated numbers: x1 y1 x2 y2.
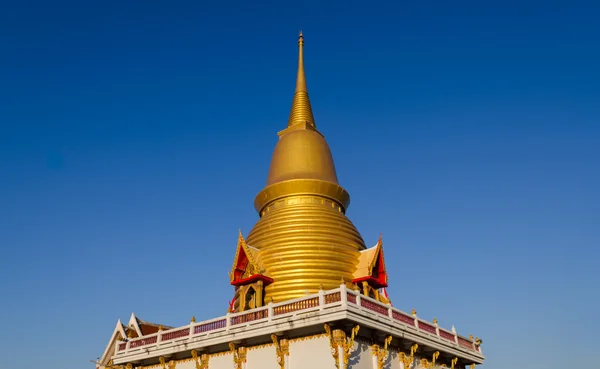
247 33 366 303
266 128 339 186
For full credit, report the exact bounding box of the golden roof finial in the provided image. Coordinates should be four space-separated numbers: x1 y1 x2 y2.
287 31 315 128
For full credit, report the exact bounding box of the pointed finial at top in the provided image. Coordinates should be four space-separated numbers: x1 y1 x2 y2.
287 31 315 128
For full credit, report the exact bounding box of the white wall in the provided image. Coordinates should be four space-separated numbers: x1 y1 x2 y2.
246 345 279 369
289 335 336 369
208 352 234 369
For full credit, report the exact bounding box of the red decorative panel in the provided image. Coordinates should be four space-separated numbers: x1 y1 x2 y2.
194 319 226 334
273 297 319 315
458 336 474 350
118 342 127 351
392 311 415 326
418 321 437 335
360 299 388 316
324 292 341 304
347 294 357 304
129 335 158 349
439 329 455 341
231 308 269 325
161 328 189 341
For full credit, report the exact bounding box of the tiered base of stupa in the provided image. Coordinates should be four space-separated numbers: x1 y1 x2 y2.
107 285 484 369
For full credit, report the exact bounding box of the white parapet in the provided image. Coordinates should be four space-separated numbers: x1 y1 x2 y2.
109 285 484 369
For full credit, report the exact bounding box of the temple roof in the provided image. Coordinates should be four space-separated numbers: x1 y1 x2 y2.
230 231 266 283
353 234 387 287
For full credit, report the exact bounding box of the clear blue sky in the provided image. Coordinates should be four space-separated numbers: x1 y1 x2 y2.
1 1 598 368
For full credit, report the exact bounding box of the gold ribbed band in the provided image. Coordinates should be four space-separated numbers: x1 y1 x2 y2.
287 91 315 126
247 196 365 303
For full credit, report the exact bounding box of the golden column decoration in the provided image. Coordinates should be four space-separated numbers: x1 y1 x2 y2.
399 344 418 369
272 334 290 369
229 342 247 369
324 324 360 369
372 335 393 369
420 351 439 369
451 357 459 369
246 32 366 303
191 350 208 369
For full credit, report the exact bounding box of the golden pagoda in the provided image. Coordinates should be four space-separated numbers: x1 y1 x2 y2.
229 32 390 309
98 33 485 369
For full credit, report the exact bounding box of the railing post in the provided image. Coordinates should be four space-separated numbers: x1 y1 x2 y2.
114 341 121 355
318 288 325 311
157 333 162 344
268 301 274 321
388 306 393 320
356 293 361 309
340 284 348 308
434 318 440 337
226 313 231 331
126 340 131 351
189 323 195 338
452 325 458 344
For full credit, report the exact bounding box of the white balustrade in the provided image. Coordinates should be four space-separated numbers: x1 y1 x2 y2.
115 285 480 356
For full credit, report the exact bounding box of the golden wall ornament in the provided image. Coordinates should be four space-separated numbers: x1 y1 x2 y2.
271 334 290 369
420 351 440 369
229 342 247 369
200 354 209 369
399 344 418 369
159 357 166 369
324 324 360 369
372 335 392 369
451 357 459 369
324 324 340 368
125 364 133 369
470 364 476 369
191 350 201 369
191 350 207 369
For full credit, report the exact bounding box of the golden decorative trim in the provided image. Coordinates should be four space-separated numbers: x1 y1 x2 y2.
411 308 416 316
229 342 247 369
372 335 392 369
324 323 359 369
289 332 328 342
191 350 207 369
271 334 290 369
420 351 440 369
451 357 459 369
399 344 418 369
470 364 476 369
190 316 196 323
324 324 339 368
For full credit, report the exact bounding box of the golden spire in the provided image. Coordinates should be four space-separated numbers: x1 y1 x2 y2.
246 32 366 304
287 31 315 128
